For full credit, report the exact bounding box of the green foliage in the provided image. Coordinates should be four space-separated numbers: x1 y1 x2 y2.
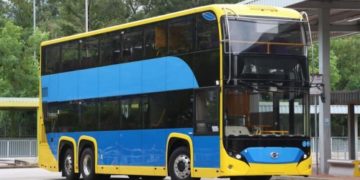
7 0 33 28
331 35 360 90
0 21 48 97
309 35 360 90
0 17 47 138
0 110 36 138
308 44 340 90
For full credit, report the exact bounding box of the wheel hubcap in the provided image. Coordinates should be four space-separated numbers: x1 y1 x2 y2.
64 155 73 175
173 154 191 179
83 154 92 176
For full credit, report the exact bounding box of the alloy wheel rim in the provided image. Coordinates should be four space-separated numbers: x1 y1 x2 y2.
64 155 73 175
83 154 92 176
173 154 191 179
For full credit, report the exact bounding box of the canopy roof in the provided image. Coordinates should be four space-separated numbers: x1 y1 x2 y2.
240 0 360 38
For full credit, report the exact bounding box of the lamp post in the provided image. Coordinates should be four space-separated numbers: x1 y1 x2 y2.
85 0 89 32
33 0 36 58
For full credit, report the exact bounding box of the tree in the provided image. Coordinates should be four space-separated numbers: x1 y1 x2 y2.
331 35 360 90
308 44 340 90
0 20 47 138
31 0 244 38
0 21 47 97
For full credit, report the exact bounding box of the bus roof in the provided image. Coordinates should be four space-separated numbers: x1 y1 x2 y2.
41 4 302 47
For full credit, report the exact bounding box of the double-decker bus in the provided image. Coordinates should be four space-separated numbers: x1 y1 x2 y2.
38 4 311 180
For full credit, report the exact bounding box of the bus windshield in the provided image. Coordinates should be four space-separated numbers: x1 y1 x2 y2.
224 86 309 137
223 17 307 55
233 55 308 83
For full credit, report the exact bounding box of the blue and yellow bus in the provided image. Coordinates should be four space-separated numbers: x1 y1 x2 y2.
38 4 311 180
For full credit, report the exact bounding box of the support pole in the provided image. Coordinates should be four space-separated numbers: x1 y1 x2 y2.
33 0 36 58
314 96 319 174
85 0 89 32
348 104 356 159
318 7 331 174
356 114 359 160
33 0 36 33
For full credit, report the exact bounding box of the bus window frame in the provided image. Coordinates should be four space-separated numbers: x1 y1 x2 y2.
193 86 220 136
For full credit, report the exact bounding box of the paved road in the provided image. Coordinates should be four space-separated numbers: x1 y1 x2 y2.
0 168 136 180
0 168 62 180
0 168 353 180
0 168 278 180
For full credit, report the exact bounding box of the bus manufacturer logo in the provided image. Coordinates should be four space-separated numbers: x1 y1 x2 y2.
270 152 279 159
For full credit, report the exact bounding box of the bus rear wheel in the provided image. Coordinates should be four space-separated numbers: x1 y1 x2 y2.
63 148 79 180
80 147 99 180
169 147 198 180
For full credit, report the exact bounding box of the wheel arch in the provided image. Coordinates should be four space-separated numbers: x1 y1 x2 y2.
78 136 99 173
166 133 194 175
58 136 77 173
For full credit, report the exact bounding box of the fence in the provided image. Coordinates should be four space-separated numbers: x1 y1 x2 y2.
311 137 360 161
0 138 36 158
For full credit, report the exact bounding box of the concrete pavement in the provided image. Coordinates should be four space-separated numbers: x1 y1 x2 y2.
0 168 358 180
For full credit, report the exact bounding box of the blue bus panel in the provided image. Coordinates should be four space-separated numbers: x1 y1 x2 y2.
46 129 220 168
42 56 199 103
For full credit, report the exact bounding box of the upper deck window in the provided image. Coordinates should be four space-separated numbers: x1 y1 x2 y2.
43 45 60 75
196 12 219 50
123 29 144 62
144 23 168 58
61 41 80 72
169 16 194 54
80 37 99 68
223 17 306 55
100 32 122 66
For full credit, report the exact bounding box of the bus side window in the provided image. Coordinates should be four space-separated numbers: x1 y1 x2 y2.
143 93 168 129
43 45 61 75
196 12 219 50
80 100 98 131
43 103 56 133
144 23 168 58
99 98 121 130
168 16 194 54
123 29 144 62
195 88 219 135
61 41 80 72
121 97 142 129
100 32 122 66
166 90 193 128
80 37 99 69
57 101 80 132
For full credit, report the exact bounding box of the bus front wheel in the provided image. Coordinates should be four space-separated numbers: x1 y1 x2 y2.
169 147 198 180
63 148 79 180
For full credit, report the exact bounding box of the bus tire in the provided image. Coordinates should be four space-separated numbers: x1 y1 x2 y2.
80 147 97 180
63 148 79 180
169 147 198 180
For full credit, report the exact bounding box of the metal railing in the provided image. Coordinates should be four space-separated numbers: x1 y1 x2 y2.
0 138 37 158
311 137 360 161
